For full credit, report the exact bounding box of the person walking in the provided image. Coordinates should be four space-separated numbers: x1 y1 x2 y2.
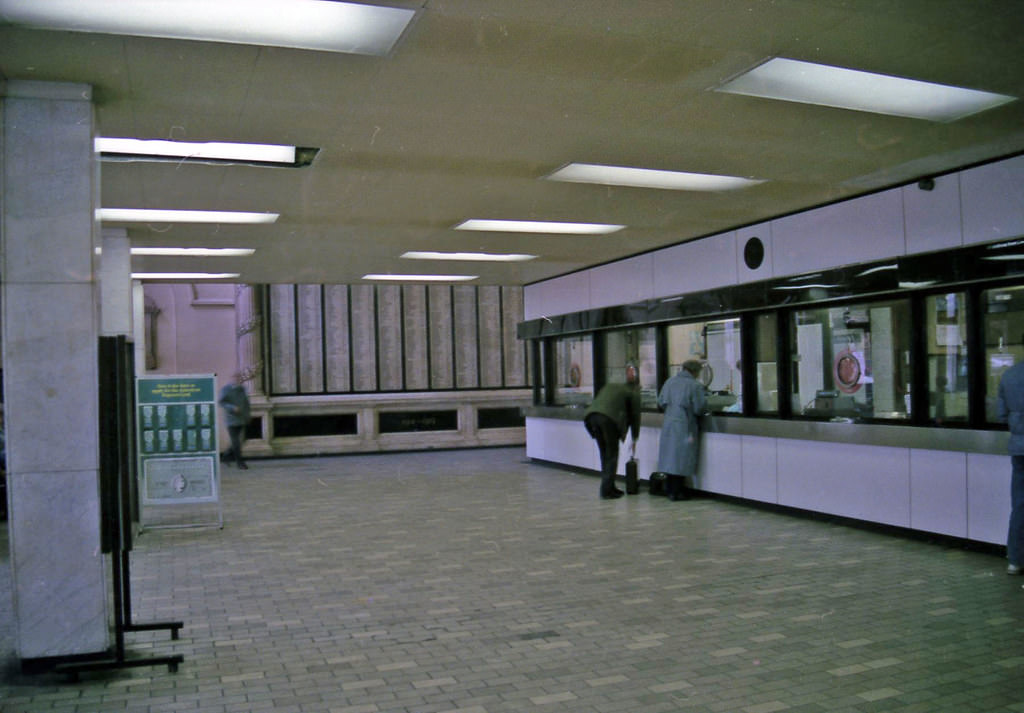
583 364 642 499
656 359 708 501
219 371 251 470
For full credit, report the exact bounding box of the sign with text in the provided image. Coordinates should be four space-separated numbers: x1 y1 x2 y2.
136 374 222 527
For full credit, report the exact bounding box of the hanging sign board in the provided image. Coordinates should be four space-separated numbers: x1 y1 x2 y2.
136 375 222 529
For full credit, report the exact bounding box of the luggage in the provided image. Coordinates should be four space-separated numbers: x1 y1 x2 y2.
625 458 639 494
648 471 667 496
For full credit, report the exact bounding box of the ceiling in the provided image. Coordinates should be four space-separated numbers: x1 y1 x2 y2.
2 0 1023 286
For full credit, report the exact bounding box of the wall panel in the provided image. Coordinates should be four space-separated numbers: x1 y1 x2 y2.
741 435 778 503
590 253 655 309
502 286 526 387
961 155 1024 246
910 449 967 538
350 284 377 392
700 432 742 496
269 284 297 393
453 285 479 389
524 271 590 320
967 453 1011 545
403 285 429 390
297 284 323 393
376 284 403 391
777 440 910 528
478 285 503 388
903 174 962 254
429 285 454 389
324 285 351 392
653 231 738 298
771 188 904 277
266 283 525 395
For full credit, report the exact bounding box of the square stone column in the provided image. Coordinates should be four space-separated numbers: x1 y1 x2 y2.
1 80 108 659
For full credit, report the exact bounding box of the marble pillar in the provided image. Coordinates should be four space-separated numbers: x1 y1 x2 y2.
132 281 147 376
1 81 108 658
100 228 132 337
235 284 265 396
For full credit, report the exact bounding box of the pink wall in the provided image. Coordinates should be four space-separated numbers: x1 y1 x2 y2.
143 283 238 448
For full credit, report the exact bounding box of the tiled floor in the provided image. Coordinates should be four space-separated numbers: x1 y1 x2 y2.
1 447 1022 712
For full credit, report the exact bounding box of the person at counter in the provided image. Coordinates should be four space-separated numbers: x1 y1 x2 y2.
583 363 641 500
997 354 1024 576
655 360 708 501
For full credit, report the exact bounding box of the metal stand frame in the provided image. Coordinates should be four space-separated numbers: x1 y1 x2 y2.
48 336 184 680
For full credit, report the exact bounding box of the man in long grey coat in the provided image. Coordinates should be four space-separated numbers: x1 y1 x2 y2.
656 360 707 501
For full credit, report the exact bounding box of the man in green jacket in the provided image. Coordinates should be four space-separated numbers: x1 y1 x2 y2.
584 364 641 499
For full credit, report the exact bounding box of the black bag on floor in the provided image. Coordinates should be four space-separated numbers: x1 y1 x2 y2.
625 458 639 494
648 471 667 496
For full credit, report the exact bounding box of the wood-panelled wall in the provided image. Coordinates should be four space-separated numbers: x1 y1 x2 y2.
267 284 527 395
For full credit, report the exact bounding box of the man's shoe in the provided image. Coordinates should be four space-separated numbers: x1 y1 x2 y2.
238 462 249 470
1008 563 1022 575
601 490 624 499
611 487 624 496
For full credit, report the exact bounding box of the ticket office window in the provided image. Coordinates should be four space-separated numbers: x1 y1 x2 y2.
665 318 741 414
790 299 912 421
552 334 593 406
982 285 1024 423
926 292 969 424
602 327 658 409
754 312 779 415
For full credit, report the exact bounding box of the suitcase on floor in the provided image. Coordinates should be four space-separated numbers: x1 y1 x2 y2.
648 471 667 496
625 458 639 494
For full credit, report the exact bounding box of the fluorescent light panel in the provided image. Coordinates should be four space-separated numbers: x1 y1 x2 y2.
131 247 255 257
716 57 1016 122
97 138 295 164
455 219 624 235
363 274 478 282
0 0 416 56
401 251 537 262
132 272 240 280
98 208 278 224
547 163 764 191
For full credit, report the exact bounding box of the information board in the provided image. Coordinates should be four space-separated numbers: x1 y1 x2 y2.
136 374 222 529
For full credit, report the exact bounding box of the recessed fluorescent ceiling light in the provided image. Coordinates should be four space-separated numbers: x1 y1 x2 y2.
455 219 624 235
363 274 478 282
131 247 255 257
0 0 416 56
96 138 310 166
132 273 240 280
98 209 278 224
547 163 764 191
715 57 1016 122
401 251 537 262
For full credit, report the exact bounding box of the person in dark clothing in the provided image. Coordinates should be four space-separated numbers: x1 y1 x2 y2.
997 351 1024 575
219 371 251 469
583 364 641 499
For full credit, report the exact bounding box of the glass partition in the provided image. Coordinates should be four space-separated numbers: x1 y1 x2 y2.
527 274 1024 430
926 292 968 424
754 312 778 414
983 286 1024 422
553 334 593 406
602 327 658 408
790 299 912 420
666 318 741 413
